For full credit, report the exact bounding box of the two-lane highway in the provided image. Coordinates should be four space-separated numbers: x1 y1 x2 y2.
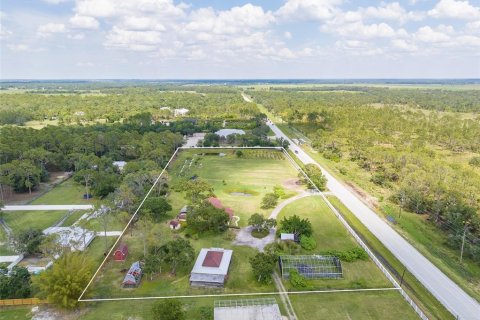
266 119 480 319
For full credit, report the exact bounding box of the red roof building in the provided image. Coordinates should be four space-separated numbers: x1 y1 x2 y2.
202 251 224 268
113 243 128 261
207 197 234 218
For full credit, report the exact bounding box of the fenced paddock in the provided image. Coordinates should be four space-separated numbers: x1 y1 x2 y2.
214 298 282 320
279 255 343 279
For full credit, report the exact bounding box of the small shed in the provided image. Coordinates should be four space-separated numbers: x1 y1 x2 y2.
169 220 181 230
122 261 142 288
280 233 296 242
113 244 128 261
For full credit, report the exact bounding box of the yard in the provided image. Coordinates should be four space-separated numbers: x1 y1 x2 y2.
276 196 392 290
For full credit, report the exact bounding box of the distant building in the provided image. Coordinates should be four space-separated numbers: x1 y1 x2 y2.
174 108 189 117
113 243 128 262
43 226 95 252
113 161 127 172
177 205 189 221
215 129 245 137
190 248 233 287
122 261 142 288
207 197 234 219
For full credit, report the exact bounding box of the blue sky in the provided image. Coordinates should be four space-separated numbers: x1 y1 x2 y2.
1 0 479 79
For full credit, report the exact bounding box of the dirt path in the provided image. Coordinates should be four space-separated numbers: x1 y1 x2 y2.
273 272 298 320
268 191 320 220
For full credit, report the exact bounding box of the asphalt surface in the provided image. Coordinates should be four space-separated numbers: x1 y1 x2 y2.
267 120 480 319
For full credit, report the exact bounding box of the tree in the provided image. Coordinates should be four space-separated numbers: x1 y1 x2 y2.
13 228 44 255
74 169 95 199
278 215 312 238
249 252 277 283
261 193 279 209
187 204 229 234
0 266 31 299
302 164 327 191
39 233 64 259
34 253 92 309
184 178 214 204
235 150 243 158
142 197 172 221
151 299 186 320
248 213 276 233
159 238 195 275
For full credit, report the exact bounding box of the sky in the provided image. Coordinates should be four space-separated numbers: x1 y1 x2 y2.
0 0 479 79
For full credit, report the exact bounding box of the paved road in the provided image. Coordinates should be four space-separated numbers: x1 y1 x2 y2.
2 205 94 211
266 120 480 319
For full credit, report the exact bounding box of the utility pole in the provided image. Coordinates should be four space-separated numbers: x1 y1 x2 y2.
460 224 468 264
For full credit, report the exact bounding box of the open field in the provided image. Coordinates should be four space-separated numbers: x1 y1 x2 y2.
167 149 303 225
327 196 454 320
3 179 96 233
289 290 418 320
276 196 392 290
0 307 31 320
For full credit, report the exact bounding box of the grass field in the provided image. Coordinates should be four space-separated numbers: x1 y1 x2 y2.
167 149 303 225
289 290 418 320
276 196 392 290
0 307 31 320
2 179 97 234
327 196 454 320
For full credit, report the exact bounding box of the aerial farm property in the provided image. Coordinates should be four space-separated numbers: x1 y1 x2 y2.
81 148 418 319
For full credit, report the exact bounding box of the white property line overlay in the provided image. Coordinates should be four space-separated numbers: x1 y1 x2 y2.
281 148 428 320
79 287 400 302
78 147 285 301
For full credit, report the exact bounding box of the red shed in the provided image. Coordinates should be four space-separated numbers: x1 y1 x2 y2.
113 243 128 261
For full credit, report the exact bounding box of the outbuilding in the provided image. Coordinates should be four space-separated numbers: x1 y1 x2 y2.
190 248 233 287
122 261 142 288
113 243 128 261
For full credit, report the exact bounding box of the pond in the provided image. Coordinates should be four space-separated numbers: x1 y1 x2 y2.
230 192 253 197
215 129 245 137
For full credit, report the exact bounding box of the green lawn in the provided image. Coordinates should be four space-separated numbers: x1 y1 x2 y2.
290 290 419 320
167 149 303 226
327 196 454 320
276 196 392 290
0 307 31 320
3 178 98 233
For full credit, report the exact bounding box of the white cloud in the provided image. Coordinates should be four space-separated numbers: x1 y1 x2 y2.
186 4 274 35
363 2 424 23
276 0 343 21
75 0 186 19
69 14 99 29
121 16 166 31
37 23 66 37
105 26 163 50
391 39 418 52
324 21 398 39
7 44 30 52
284 31 292 39
415 26 451 42
428 0 480 20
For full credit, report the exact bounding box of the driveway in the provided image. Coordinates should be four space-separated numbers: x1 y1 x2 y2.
233 226 276 251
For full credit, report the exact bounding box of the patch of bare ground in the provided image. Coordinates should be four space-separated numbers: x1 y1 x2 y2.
282 178 304 192
345 182 379 209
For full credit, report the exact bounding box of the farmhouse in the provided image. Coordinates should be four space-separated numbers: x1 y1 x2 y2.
113 243 128 261
208 197 234 219
122 261 142 288
174 108 189 117
190 248 233 287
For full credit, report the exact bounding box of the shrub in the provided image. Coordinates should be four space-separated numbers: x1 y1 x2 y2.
299 235 317 251
152 299 186 320
289 269 308 289
261 193 279 209
322 247 368 262
469 156 480 167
